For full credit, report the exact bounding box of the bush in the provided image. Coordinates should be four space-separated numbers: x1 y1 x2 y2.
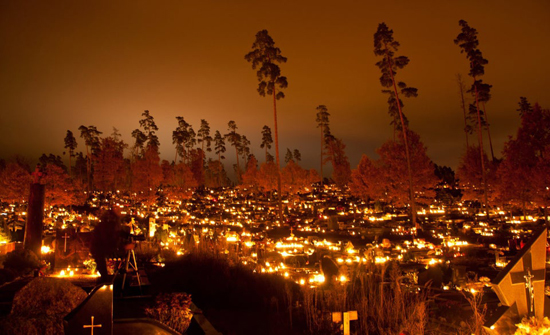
0 268 16 285
514 316 550 335
3 249 40 276
151 252 288 310
145 292 193 334
1 316 64 335
1 277 88 335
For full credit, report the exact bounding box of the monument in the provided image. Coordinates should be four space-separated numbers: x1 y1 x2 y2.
484 228 550 333
64 281 181 335
64 284 113 335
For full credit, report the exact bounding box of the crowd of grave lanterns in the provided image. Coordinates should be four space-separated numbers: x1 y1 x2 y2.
0 183 547 291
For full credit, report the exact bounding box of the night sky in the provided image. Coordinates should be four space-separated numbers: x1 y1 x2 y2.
1 0 549 177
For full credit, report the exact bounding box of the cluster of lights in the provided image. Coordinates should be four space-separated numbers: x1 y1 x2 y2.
4 180 548 307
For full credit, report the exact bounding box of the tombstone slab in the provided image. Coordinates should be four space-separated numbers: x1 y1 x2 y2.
485 228 550 332
64 284 113 335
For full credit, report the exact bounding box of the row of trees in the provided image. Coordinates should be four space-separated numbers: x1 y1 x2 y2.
461 100 550 216
345 21 550 221
3 96 546 218
1 23 548 220
0 108 324 208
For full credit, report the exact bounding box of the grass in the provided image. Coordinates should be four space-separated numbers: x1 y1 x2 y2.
149 238 430 335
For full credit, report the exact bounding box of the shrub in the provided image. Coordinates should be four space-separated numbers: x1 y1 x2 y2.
145 292 193 334
83 258 97 274
0 268 16 285
514 316 550 335
1 277 88 335
151 252 288 310
3 249 40 276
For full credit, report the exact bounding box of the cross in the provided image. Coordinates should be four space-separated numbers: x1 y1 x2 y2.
83 316 102 335
62 232 70 253
525 270 535 316
510 251 545 316
332 310 358 335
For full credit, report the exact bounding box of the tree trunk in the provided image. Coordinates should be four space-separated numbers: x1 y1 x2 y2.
385 48 417 228
68 153 72 178
218 153 222 188
24 183 45 258
482 102 495 161
457 74 469 147
320 128 323 186
85 145 91 192
235 146 241 183
273 88 283 224
473 81 489 217
522 198 526 221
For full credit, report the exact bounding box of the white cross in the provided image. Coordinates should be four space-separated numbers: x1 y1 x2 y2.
83 316 102 335
332 310 358 335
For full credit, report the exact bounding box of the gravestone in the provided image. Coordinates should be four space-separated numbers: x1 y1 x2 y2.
485 228 550 334
64 281 181 335
64 284 113 335
327 216 339 230
55 228 79 269
451 264 467 286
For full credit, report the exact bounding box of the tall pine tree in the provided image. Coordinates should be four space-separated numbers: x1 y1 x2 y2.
245 29 288 223
374 22 419 226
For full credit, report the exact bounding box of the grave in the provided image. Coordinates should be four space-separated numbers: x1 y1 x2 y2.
54 229 93 273
64 281 180 335
484 228 550 334
64 284 114 335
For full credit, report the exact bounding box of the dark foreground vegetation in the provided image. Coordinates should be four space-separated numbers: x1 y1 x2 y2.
150 244 430 335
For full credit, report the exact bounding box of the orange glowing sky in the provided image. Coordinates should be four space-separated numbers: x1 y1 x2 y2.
1 0 549 177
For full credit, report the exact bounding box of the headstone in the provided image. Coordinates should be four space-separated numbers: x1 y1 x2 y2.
451 264 467 286
62 231 71 253
64 283 113 335
55 229 79 269
485 228 550 333
328 216 338 230
57 229 75 254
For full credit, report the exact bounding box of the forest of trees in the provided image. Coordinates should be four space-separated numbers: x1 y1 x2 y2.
0 22 549 221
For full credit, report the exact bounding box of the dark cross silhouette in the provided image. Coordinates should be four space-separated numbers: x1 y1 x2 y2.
510 251 545 316
83 316 102 335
